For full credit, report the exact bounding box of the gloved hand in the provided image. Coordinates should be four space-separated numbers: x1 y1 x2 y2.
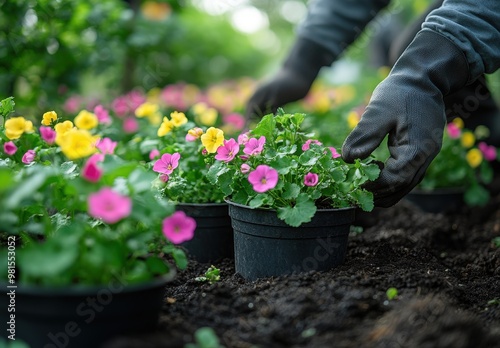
245 38 335 121
342 30 470 207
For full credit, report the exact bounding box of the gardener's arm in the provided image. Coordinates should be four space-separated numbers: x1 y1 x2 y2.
342 0 500 208
246 0 390 119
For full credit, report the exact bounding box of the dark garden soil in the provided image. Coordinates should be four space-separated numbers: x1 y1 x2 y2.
107 196 500 348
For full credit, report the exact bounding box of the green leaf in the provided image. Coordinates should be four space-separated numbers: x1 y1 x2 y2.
330 167 346 182
277 193 317 227
464 185 489 207
298 151 319 166
249 194 265 208
218 170 235 196
172 248 188 270
128 168 156 193
361 163 381 181
251 114 276 140
269 156 296 175
282 183 300 200
480 161 494 184
206 161 228 184
351 189 374 212
0 97 15 117
146 257 170 275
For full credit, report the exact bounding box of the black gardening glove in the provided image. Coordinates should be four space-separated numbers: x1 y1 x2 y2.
342 30 470 207
245 38 335 121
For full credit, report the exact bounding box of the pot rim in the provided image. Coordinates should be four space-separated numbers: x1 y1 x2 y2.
2 269 176 296
176 202 228 207
225 199 356 213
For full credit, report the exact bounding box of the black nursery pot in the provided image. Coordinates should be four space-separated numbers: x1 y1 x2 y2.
405 188 465 214
2 272 174 348
177 203 234 263
227 201 355 280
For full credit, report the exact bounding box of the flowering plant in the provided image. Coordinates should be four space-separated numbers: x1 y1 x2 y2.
416 118 498 206
0 97 195 286
206 110 380 227
141 103 244 204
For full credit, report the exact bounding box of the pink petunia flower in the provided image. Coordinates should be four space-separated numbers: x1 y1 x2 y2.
3 141 17 156
94 105 112 125
302 139 322 151
240 163 251 174
39 126 57 144
149 149 160 160
248 165 279 193
88 187 132 224
112 97 130 117
215 138 239 162
223 113 245 131
478 142 497 161
328 147 341 159
238 133 249 145
159 173 169 183
304 172 319 187
243 136 266 156
88 153 105 164
153 153 181 175
22 149 36 164
123 117 139 133
446 123 461 139
128 90 147 111
96 137 117 155
63 96 81 114
82 158 103 183
162 211 196 244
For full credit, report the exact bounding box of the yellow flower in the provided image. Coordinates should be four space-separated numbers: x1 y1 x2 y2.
466 148 483 168
461 131 475 148
198 108 218 126
158 117 174 137
58 128 97 160
192 102 208 115
135 102 159 118
201 127 224 153
452 117 464 129
170 111 188 127
187 127 203 139
42 111 58 126
4 117 27 140
347 111 360 129
55 120 75 144
74 110 98 130
313 95 330 114
333 85 355 105
24 120 34 133
147 112 162 126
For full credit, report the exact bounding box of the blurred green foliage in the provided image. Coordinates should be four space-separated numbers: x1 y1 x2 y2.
0 0 267 114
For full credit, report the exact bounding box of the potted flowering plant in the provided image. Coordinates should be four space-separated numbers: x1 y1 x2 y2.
137 103 245 262
206 110 380 279
0 97 196 347
405 118 498 213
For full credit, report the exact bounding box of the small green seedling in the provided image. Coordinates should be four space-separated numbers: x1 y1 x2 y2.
195 265 221 284
491 237 500 248
185 327 224 348
487 298 500 306
386 287 398 301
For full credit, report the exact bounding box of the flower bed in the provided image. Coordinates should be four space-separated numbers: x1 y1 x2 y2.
105 198 500 347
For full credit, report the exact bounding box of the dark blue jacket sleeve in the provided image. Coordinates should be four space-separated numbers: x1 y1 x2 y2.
422 0 500 82
297 0 390 58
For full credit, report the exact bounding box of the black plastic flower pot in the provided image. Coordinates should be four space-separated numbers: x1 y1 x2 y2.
405 188 465 214
177 203 234 263
227 201 355 280
1 271 174 348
